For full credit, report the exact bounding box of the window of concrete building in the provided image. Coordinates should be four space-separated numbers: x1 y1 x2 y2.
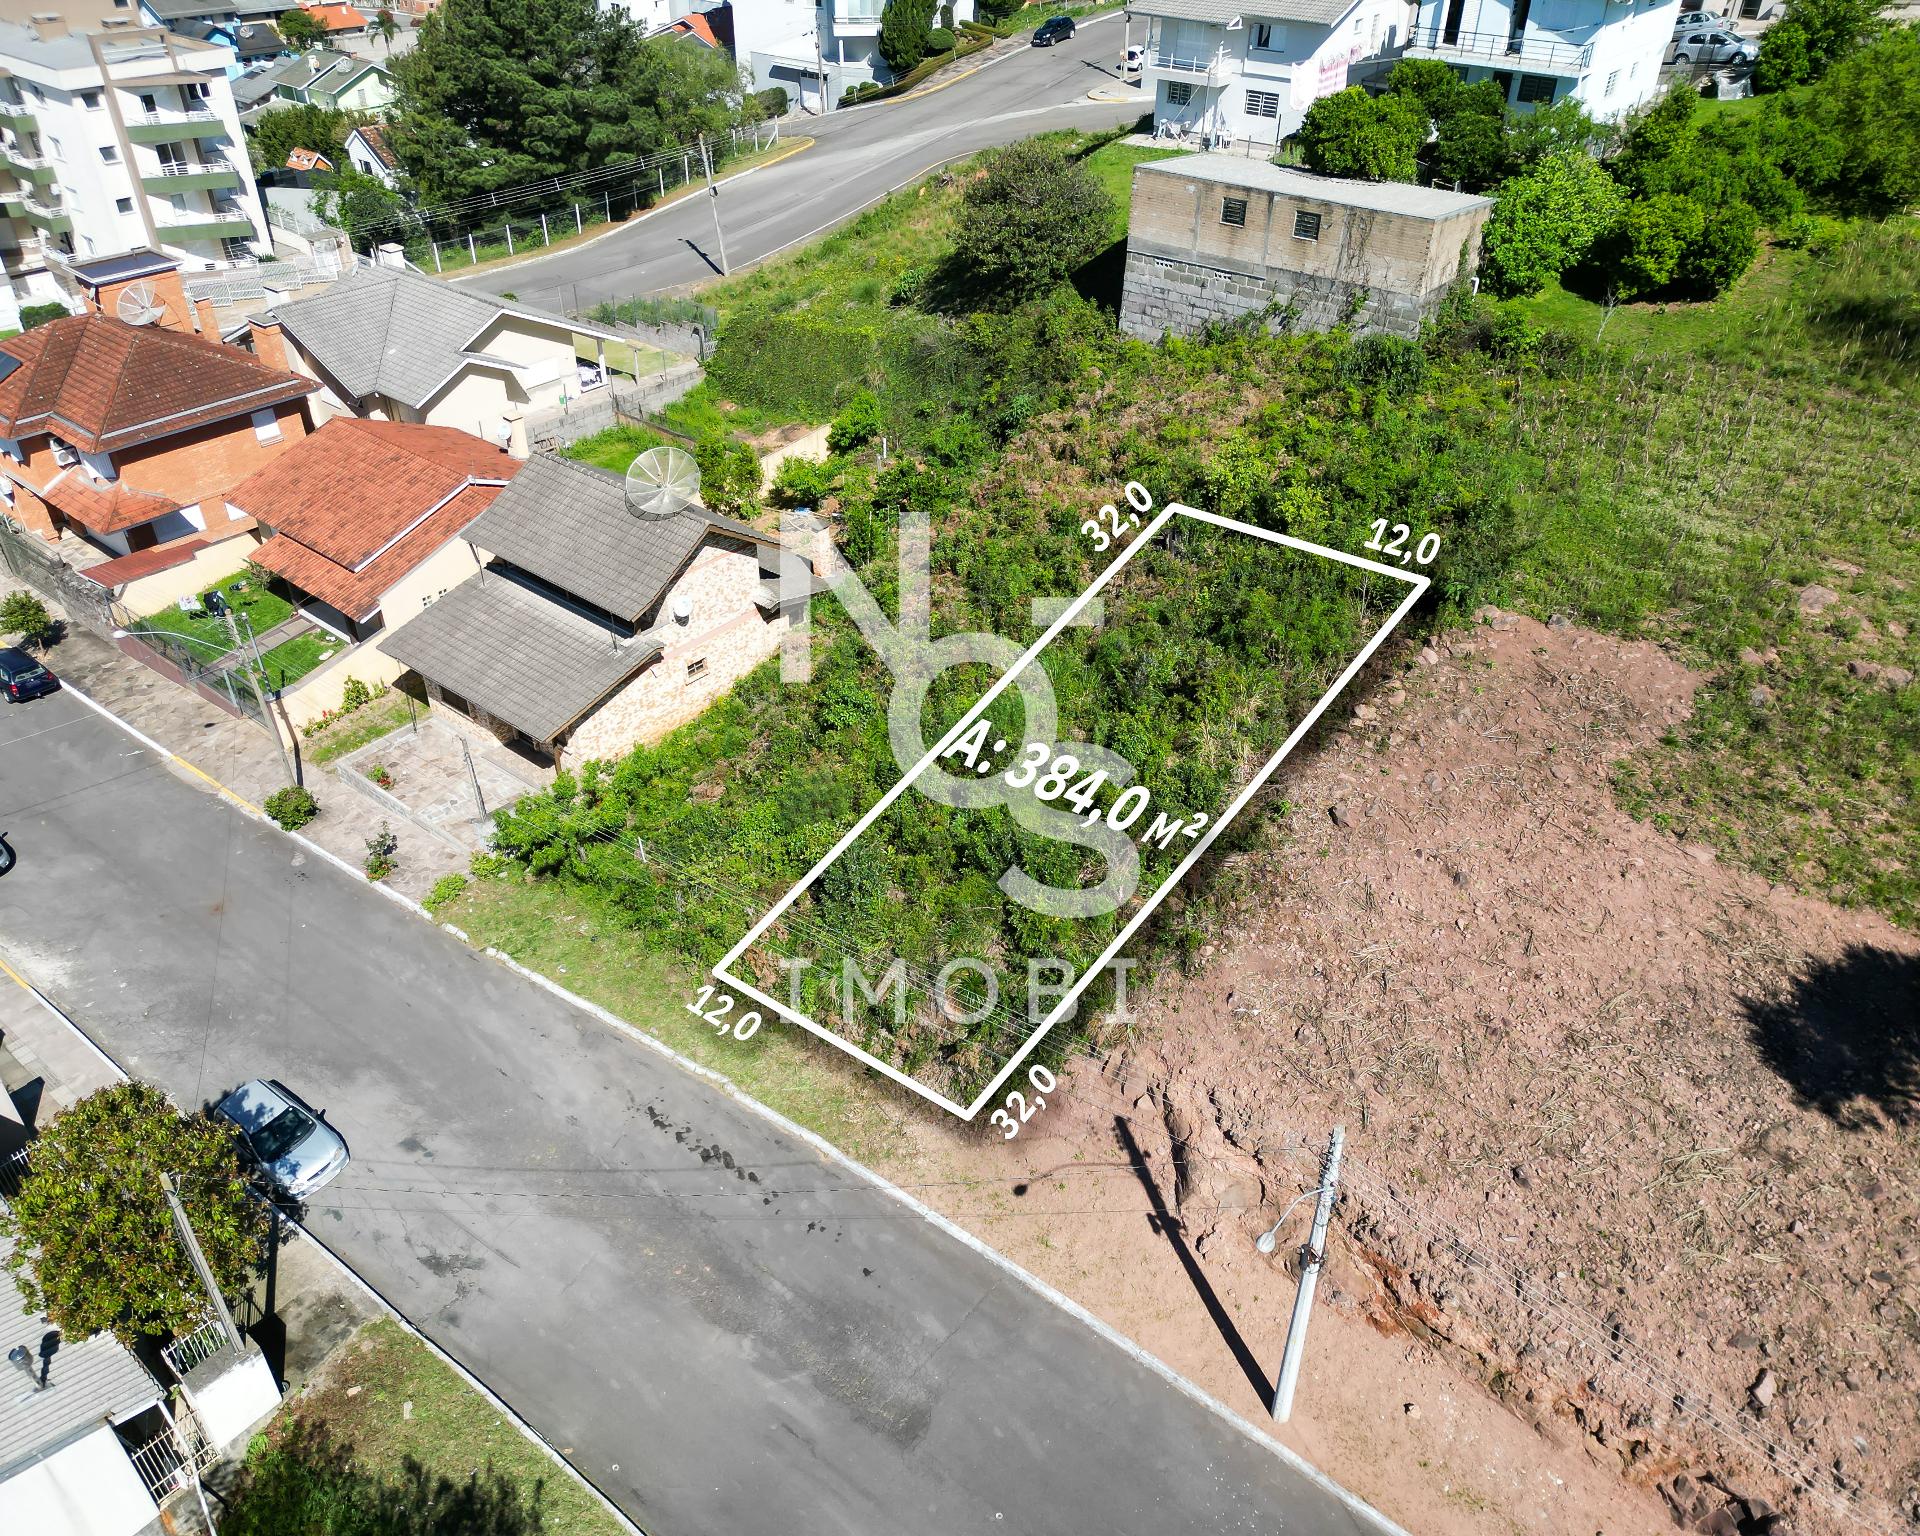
1252 21 1283 49
1220 196 1248 227
115 196 132 213
1293 209 1321 241
1605 69 1618 96
251 408 283 444
1490 70 1515 100
79 91 101 109
99 144 118 162
687 657 709 681
1166 81 1193 105
1516 74 1555 104
1245 88 1280 118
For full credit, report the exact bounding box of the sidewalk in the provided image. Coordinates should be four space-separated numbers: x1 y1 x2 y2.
1 570 464 901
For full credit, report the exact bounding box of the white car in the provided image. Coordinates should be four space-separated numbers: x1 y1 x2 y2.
1123 44 1144 72
215 1078 349 1200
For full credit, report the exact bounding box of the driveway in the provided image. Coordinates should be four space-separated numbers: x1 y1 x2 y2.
0 684 1387 1536
457 20 1150 310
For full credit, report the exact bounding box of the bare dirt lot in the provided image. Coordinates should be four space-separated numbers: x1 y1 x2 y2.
893 611 1920 1536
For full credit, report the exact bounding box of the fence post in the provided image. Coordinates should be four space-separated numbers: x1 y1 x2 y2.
540 212 550 245
431 240 442 273
658 167 665 197
574 203 582 235
468 230 477 263
606 187 613 221
505 221 514 255
682 153 690 183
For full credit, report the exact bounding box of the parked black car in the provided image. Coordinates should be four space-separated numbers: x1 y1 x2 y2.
0 646 56 703
1032 14 1076 45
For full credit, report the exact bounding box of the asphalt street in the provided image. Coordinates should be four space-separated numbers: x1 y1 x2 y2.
0 684 1387 1535
455 20 1148 309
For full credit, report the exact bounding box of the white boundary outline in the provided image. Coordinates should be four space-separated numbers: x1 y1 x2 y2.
717 504 1430 1120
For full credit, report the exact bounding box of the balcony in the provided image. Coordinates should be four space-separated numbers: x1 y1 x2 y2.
0 106 35 133
0 145 57 185
833 0 884 34
156 202 254 240
22 195 71 234
1403 23 1594 73
125 109 228 145
1143 47 1231 86
141 158 243 194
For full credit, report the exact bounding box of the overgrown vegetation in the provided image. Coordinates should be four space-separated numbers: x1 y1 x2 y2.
454 131 1919 1115
0 590 54 650
266 785 320 830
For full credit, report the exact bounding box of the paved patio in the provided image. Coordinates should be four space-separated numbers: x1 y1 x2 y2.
335 715 549 853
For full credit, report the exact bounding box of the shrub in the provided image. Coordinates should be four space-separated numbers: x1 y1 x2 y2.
927 25 956 53
0 590 55 649
771 454 840 507
755 86 790 118
1295 86 1426 182
1337 333 1428 396
1611 192 1706 297
953 139 1116 300
1677 197 1761 297
0 1081 266 1343
1479 150 1626 297
19 301 67 330
693 435 761 516
890 263 931 305
1753 0 1881 91
264 785 318 830
339 675 373 710
423 873 468 912
363 822 397 881
880 0 936 72
469 849 511 878
828 389 887 453
366 761 395 789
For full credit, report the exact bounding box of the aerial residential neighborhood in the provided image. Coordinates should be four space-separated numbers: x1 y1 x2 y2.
0 0 1914 1533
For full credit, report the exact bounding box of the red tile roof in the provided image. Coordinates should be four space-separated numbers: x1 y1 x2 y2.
0 314 316 455
348 122 399 171
231 418 517 621
39 472 181 536
285 147 334 172
661 12 723 47
303 3 367 30
79 535 212 587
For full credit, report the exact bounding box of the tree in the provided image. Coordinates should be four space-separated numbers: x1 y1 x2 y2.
372 5 399 52
0 1081 266 1345
248 103 353 174
390 0 749 203
312 166 408 235
879 0 937 74
1428 81 1513 190
0 590 55 650
1295 87 1426 183
1505 95 1613 167
278 7 325 48
953 139 1116 300
1754 0 1882 90
1785 27 1920 214
1610 192 1706 297
1479 149 1626 297
1677 197 1761 296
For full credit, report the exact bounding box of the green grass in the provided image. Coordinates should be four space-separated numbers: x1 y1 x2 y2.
138 571 290 657
1087 144 1185 239
304 692 420 766
256 630 341 690
238 1318 626 1536
441 879 908 1164
562 422 672 474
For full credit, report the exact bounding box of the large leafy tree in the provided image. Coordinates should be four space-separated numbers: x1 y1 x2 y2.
0 1081 267 1345
388 0 748 204
953 139 1115 301
278 7 325 48
1754 0 1883 90
1295 87 1426 182
1783 26 1920 214
1479 149 1625 297
248 103 355 173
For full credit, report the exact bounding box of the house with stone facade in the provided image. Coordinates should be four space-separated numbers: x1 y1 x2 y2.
0 248 313 597
377 452 803 767
1119 153 1492 341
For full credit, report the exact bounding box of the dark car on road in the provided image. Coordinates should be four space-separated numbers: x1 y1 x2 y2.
1032 14 1076 45
0 646 57 703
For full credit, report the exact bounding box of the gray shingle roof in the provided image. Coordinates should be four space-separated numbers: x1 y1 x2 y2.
1129 0 1357 24
1 1233 161 1477
376 570 662 743
462 454 774 624
1136 153 1496 218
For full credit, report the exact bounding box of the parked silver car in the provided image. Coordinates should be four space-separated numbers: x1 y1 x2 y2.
1671 26 1758 67
215 1078 349 1199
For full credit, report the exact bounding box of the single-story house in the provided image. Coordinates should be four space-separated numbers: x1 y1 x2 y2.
252 262 636 454
379 453 806 765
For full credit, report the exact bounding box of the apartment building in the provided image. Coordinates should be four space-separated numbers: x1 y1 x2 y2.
0 16 267 329
1135 0 1408 148
727 0 974 113
1402 0 1678 118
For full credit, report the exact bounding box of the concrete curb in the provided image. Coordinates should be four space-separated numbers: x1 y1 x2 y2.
43 675 1411 1536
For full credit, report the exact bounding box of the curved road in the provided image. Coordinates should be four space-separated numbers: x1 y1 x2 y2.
0 683 1393 1535
455 19 1146 310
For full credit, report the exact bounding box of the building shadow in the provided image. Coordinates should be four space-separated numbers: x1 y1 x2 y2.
1112 1115 1271 1405
1743 944 1920 1130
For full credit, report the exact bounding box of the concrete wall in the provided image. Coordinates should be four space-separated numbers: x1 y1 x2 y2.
565 533 790 764
1120 166 1490 341
0 1423 158 1536
115 527 257 616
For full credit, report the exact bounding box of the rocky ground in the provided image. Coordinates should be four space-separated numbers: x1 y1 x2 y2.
890 610 1920 1536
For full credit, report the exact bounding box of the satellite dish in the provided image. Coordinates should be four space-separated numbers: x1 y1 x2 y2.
625 444 700 521
115 281 164 326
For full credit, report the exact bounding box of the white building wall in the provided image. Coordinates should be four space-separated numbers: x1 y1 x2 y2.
1574 0 1674 115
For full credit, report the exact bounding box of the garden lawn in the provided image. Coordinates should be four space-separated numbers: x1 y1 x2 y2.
139 572 291 658
562 422 672 474
236 1318 626 1536
256 630 341 690
305 692 421 766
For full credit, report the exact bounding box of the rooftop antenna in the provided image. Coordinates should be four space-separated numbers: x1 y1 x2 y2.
624 444 700 522
114 280 164 326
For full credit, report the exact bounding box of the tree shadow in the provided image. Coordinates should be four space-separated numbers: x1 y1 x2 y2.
1804 294 1920 383
1069 237 1129 314
219 1421 551 1535
1742 944 1920 1130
